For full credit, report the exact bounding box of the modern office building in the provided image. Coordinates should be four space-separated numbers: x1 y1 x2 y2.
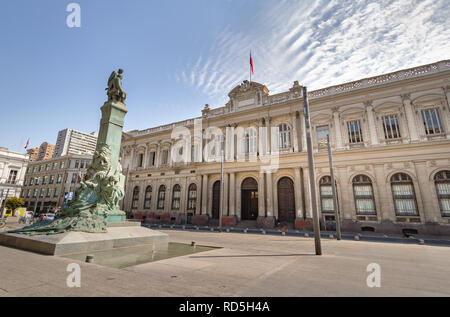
27 142 55 162
53 129 98 157
0 147 29 212
119 60 450 236
21 154 92 213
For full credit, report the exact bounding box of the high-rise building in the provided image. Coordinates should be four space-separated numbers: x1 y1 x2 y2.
26 142 55 162
54 129 98 157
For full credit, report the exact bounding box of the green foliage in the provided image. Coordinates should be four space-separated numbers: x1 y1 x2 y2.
5 197 25 211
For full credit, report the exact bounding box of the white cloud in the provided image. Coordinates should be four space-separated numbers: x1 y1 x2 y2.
175 0 450 105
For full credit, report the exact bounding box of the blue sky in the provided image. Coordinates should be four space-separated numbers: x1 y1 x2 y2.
1 0 449 153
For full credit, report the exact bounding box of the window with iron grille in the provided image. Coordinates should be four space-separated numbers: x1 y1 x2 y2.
7 170 18 184
391 173 419 216
316 125 329 148
132 186 139 209
421 108 443 135
187 183 197 212
157 185 166 209
172 185 181 210
144 186 152 209
347 120 363 143
352 175 376 215
382 114 401 139
243 128 257 153
278 124 292 149
435 170 450 217
319 176 337 214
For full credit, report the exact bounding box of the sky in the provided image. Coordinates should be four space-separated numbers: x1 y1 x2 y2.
1 0 449 153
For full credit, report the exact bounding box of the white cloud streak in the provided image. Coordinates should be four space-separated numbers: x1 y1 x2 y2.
175 0 450 106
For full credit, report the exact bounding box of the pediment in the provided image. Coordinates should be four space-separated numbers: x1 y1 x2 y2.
412 94 445 105
228 80 269 98
311 113 332 123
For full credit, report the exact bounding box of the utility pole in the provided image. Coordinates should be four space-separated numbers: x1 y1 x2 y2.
218 146 224 232
302 86 322 255
327 134 342 240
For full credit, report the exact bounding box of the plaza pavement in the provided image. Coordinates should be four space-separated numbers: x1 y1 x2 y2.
0 228 450 297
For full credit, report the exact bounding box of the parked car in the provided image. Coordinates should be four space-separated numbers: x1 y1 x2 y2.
42 213 56 221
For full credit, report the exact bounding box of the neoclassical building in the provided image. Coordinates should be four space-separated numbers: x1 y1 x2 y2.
120 60 450 235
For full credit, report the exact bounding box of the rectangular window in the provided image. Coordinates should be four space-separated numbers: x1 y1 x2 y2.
33 189 37 198
72 173 77 183
138 153 144 167
7 170 18 184
421 108 443 135
161 150 169 165
35 177 39 185
347 120 363 143
60 161 65 169
150 152 156 166
382 114 401 139
74 160 79 168
42 176 47 185
39 188 44 198
316 125 329 148
57 174 62 184
49 175 55 184
53 162 58 170
46 188 51 198
54 187 60 197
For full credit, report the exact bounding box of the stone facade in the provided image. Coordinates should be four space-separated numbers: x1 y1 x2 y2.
0 147 29 213
21 154 92 213
120 60 450 236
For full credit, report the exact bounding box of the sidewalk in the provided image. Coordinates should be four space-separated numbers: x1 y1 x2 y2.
1 228 450 296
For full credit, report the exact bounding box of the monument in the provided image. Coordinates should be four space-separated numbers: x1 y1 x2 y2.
0 69 168 254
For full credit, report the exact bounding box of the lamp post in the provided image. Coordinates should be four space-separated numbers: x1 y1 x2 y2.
327 134 342 240
302 86 322 255
218 145 224 232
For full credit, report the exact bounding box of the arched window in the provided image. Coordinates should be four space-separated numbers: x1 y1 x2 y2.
157 185 166 210
144 186 152 209
391 173 418 216
319 176 336 214
278 124 292 149
171 184 181 210
352 175 376 215
132 186 139 209
243 127 257 153
187 183 197 213
434 170 450 217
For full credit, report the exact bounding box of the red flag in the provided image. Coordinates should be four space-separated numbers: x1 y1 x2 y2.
24 138 29 149
249 51 254 74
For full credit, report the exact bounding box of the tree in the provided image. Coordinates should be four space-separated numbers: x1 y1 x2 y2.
5 197 25 211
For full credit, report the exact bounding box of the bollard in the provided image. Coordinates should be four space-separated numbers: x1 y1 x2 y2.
282 232 286 236
304 233 309 237
210 228 214 232
182 225 185 230
354 235 360 241
244 228 248 234
418 239 425 245
226 228 230 233
329 234 334 239
85 254 94 263
261 230 266 235
191 241 196 247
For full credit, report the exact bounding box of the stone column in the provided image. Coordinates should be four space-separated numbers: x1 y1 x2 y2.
365 101 379 146
155 142 161 168
291 112 299 152
294 168 302 218
442 86 450 129
332 109 343 149
299 110 307 151
402 94 419 141
258 171 265 217
223 173 229 216
200 174 208 215
229 172 235 216
265 171 273 217
258 118 265 156
265 117 272 155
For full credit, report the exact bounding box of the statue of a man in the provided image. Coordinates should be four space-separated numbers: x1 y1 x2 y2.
106 69 127 102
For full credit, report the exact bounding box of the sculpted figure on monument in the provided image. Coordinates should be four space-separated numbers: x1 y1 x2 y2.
106 68 127 102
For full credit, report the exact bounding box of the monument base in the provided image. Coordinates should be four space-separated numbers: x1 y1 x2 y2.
0 221 168 256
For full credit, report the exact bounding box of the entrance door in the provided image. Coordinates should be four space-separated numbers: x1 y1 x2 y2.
212 181 220 219
241 177 258 220
277 177 295 223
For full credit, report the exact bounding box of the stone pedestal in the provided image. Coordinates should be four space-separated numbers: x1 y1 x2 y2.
0 221 168 256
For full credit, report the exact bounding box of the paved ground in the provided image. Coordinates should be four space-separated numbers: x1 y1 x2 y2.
1 228 450 296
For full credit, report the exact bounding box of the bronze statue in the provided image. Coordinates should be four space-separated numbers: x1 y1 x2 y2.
106 68 127 102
